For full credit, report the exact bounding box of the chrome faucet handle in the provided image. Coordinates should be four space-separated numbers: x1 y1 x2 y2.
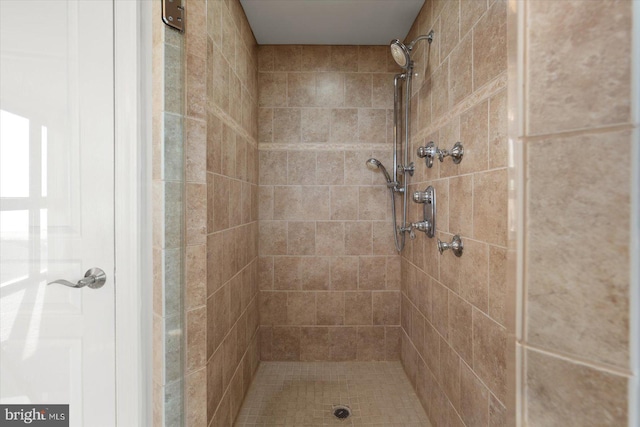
411 220 432 235
412 190 433 204
417 141 464 168
438 142 464 164
416 142 438 168
437 235 463 257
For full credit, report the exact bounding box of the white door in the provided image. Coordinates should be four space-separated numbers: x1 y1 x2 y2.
0 1 116 425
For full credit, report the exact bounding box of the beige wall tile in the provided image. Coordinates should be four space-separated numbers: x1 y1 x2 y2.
329 327 357 361
259 291 287 326
331 45 359 72
186 244 207 310
474 169 507 246
331 256 359 291
438 338 461 411
300 327 330 361
357 326 386 360
300 45 331 71
300 257 330 290
373 292 400 325
211 174 229 231
258 108 273 143
258 72 286 107
317 292 345 325
459 361 489 426
488 245 507 326
186 118 207 183
460 0 487 37
526 0 630 135
286 221 315 255
431 60 449 120
273 108 301 142
473 309 506 401
331 186 359 220
460 100 489 174
489 394 507 427
527 350 627 427
358 256 387 290
345 150 375 185
459 239 489 313
316 72 345 107
187 307 207 372
358 186 388 221
372 73 393 109
316 221 345 256
488 89 507 169
287 292 316 325
345 291 373 325
207 348 224 422
431 282 449 339
358 46 388 72
449 32 473 106
273 256 301 290
186 368 206 427
473 0 506 89
259 221 286 255
259 150 287 185
345 222 372 255
526 131 630 368
358 109 387 143
345 73 372 107
316 151 344 185
287 151 316 185
301 109 331 143
287 72 315 107
274 46 301 71
448 292 473 364
272 326 301 360
439 0 459 60
330 108 358 143
448 175 473 237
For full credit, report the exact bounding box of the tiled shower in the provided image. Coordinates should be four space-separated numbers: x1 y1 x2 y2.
152 0 637 426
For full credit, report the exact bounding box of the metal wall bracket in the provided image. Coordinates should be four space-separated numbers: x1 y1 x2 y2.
162 0 185 32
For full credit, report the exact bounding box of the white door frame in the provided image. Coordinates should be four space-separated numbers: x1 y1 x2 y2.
113 1 152 424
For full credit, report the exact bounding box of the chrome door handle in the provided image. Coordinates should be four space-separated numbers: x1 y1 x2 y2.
48 268 107 289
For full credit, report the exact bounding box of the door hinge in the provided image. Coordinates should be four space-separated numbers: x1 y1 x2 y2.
162 0 184 32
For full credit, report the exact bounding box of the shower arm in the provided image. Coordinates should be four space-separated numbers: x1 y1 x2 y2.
407 31 435 51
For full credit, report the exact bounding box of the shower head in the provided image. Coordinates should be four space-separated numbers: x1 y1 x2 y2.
366 158 393 184
390 31 435 70
390 39 411 70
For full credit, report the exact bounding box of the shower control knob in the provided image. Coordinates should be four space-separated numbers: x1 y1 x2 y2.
412 191 433 204
417 142 438 160
437 235 463 257
417 141 464 168
411 220 432 234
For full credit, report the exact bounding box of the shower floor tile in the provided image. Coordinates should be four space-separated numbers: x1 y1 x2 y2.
234 361 431 426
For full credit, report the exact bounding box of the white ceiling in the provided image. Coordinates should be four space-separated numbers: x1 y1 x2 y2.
239 0 425 45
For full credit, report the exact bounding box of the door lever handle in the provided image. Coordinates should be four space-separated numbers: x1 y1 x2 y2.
48 268 107 289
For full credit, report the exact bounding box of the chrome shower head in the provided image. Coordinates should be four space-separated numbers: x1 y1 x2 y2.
390 39 411 70
366 158 393 184
390 31 435 70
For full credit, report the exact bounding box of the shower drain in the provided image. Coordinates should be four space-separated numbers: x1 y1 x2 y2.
333 405 351 420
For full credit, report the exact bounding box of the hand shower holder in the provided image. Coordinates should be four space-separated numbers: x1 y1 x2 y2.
417 141 464 168
410 185 436 238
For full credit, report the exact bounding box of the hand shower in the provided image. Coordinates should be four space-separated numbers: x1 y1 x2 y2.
366 158 393 185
